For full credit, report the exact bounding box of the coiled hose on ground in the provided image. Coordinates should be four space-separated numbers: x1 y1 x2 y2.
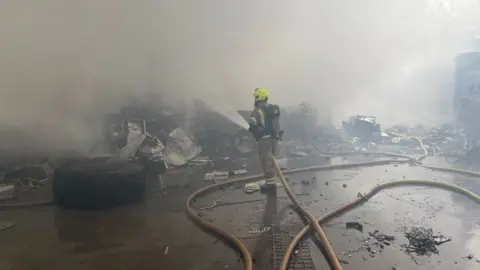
186 136 480 270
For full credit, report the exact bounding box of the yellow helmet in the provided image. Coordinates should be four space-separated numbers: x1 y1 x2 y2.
253 88 269 102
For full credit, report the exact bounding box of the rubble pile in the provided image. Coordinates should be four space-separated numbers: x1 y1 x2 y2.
342 115 383 143
339 114 468 156
385 124 467 156
403 227 451 256
363 230 396 257
0 101 339 184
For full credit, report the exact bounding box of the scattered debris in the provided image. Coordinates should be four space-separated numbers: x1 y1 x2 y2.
164 246 169 255
232 169 248 176
188 157 212 166
433 234 452 245
346 222 363 232
204 169 248 181
288 151 308 157
342 184 347 188
276 158 288 169
0 221 16 230
157 175 167 195
199 199 224 210
370 230 395 242
163 128 202 166
362 230 395 256
0 185 15 201
1 160 54 190
466 254 474 260
248 227 271 234
244 183 261 194
338 259 350 265
204 171 229 181
342 115 382 142
403 227 451 255
325 181 329 186
385 123 467 156
301 179 310 185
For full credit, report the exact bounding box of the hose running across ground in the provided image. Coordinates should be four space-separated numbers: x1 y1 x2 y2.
271 156 342 269
186 136 480 270
279 179 480 270
185 158 410 270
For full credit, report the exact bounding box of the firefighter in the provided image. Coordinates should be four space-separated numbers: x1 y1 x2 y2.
248 88 283 186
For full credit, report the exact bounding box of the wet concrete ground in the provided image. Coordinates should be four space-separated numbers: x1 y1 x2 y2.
0 153 480 270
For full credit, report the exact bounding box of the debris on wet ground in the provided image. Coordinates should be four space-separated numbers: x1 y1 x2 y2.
276 158 288 169
433 234 452 245
338 259 350 265
288 151 308 157
1 159 54 190
204 171 229 181
342 184 347 188
244 183 261 194
244 179 283 193
385 123 467 156
199 199 224 210
231 169 248 176
329 114 468 156
164 246 169 255
248 227 271 234
362 230 396 257
0 221 16 230
157 175 167 195
301 179 310 185
345 221 363 232
204 169 248 181
163 128 203 166
403 227 451 256
342 115 382 142
0 185 15 201
188 156 212 166
370 230 395 242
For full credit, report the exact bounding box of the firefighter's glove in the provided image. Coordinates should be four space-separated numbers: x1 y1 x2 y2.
248 126 262 141
248 125 261 140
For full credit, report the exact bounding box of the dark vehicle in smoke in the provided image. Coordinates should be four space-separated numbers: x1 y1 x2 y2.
453 52 480 151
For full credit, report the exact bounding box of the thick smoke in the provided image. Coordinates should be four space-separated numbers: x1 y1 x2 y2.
0 0 479 155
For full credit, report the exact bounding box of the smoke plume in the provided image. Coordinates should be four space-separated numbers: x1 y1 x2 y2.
0 0 479 155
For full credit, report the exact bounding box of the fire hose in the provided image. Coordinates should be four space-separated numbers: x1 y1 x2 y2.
185 136 480 270
1 135 477 269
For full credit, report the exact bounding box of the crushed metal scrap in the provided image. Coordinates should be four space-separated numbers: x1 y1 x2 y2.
403 227 451 256
342 115 383 143
133 101 335 167
337 114 469 157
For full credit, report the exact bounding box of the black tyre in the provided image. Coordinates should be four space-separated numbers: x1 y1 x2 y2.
53 158 147 209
